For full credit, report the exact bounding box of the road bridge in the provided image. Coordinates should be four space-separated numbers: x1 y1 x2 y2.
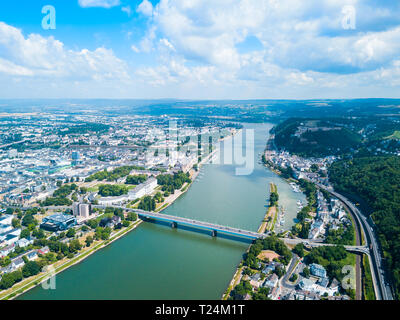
93 205 370 254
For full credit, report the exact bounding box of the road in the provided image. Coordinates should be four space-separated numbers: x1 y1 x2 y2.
0 138 30 149
281 254 300 290
315 183 393 300
282 238 370 255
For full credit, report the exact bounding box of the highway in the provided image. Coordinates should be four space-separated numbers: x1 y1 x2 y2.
315 183 393 300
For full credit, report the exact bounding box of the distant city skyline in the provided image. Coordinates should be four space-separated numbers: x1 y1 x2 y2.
1 0 400 99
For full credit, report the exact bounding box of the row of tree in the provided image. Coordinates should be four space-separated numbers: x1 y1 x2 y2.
329 156 400 299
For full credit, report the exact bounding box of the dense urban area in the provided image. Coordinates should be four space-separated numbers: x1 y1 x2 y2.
1 100 400 301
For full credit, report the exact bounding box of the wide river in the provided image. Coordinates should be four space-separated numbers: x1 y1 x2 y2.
20 123 305 300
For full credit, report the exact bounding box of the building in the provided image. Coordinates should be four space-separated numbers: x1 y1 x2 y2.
0 228 21 245
38 246 50 255
11 257 25 270
17 238 34 248
128 177 158 200
8 149 18 158
72 151 80 160
308 220 324 239
40 214 76 231
317 276 329 288
73 203 92 219
99 216 121 228
310 263 327 278
0 224 13 235
0 244 15 258
0 214 13 226
298 278 314 291
263 273 279 289
26 251 38 261
335 209 346 220
98 195 129 206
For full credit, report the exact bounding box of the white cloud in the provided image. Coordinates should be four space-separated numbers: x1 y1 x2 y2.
137 0 154 17
131 45 140 53
0 22 129 81
128 0 400 96
78 0 121 8
3 1 400 99
121 5 132 16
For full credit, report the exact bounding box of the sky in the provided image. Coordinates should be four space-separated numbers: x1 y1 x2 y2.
1 0 400 99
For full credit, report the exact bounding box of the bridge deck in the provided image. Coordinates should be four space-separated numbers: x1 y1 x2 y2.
136 209 262 240
93 205 369 253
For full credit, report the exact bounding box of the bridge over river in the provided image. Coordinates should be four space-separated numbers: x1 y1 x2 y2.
94 205 370 255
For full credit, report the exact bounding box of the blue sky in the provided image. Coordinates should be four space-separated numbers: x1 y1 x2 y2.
1 0 400 99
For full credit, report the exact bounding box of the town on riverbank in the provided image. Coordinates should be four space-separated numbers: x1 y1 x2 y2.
0 115 240 299
223 124 377 301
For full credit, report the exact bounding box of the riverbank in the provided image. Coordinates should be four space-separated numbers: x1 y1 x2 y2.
4 130 240 300
222 181 283 300
154 129 240 213
2 219 143 300
257 183 278 234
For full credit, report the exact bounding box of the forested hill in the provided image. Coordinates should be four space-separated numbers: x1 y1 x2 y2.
329 156 400 298
273 118 362 157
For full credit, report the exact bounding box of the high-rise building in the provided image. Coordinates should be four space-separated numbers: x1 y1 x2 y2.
72 152 80 160
72 203 91 219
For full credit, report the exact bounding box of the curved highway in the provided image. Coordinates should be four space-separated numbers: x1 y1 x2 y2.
315 183 393 300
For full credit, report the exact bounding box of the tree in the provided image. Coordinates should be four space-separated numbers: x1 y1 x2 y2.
122 220 130 228
85 236 93 247
80 187 88 194
0 271 23 289
232 280 252 298
0 256 11 267
252 287 270 300
86 219 98 229
303 267 310 278
32 228 45 239
20 228 31 239
126 212 137 221
274 266 286 278
138 196 156 211
289 273 298 282
270 192 279 206
22 214 37 227
125 174 147 185
153 192 164 203
12 218 20 228
66 228 76 238
22 261 41 278
292 243 305 258
69 239 82 253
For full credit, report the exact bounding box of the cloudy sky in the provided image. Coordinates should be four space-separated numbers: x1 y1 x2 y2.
1 0 400 99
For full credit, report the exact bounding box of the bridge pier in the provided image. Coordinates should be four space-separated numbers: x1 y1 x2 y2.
171 221 178 229
211 230 217 237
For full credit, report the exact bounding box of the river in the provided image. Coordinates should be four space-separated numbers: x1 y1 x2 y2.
20 123 305 300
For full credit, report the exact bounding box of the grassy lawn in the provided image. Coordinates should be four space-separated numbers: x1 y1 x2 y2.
362 255 376 300
386 130 400 140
